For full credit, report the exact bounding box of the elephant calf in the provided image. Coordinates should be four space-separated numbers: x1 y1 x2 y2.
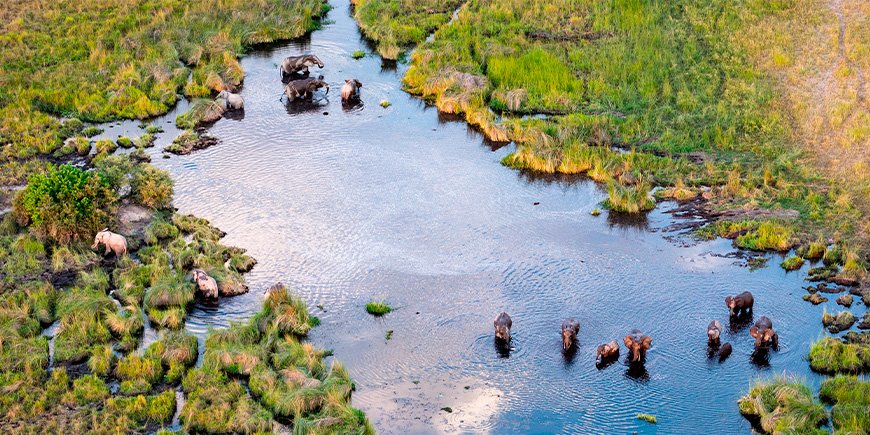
561 318 580 350
92 229 127 257
192 269 218 299
595 340 620 364
283 76 329 102
623 329 652 363
494 312 512 342
725 291 754 317
718 342 733 361
707 320 723 344
340 79 362 101
216 90 244 110
749 316 778 351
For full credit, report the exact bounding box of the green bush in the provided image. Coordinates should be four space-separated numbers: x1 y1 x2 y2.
14 165 118 243
131 165 173 209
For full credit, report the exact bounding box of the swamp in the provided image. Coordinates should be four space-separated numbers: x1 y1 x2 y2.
0 0 868 434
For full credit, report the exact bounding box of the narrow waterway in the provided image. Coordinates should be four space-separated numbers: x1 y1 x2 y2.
94 1 835 433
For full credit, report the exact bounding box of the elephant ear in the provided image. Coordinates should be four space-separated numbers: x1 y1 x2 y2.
724 296 732 306
640 336 652 350
623 335 634 349
763 329 775 341
749 326 759 338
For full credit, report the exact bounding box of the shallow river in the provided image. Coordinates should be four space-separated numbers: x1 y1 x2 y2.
95 2 833 433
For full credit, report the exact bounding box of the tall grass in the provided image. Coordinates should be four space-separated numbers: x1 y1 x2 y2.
737 376 827 433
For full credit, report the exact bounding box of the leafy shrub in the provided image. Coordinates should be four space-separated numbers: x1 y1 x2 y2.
131 165 173 209
14 165 117 243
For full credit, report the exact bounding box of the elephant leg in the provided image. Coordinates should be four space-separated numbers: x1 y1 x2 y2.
104 246 111 255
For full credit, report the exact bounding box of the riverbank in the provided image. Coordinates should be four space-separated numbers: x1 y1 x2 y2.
354 0 869 267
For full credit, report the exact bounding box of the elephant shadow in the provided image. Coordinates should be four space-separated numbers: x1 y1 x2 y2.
728 313 753 334
595 358 618 371
561 346 578 365
283 97 329 116
706 342 720 360
623 361 650 382
750 349 772 368
493 338 512 359
341 99 365 113
222 109 245 122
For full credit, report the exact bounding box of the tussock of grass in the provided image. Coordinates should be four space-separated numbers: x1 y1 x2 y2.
636 414 657 424
798 239 827 260
738 376 827 433
88 345 115 377
365 300 393 316
69 375 110 405
780 255 805 271
602 181 655 214
808 337 870 374
818 375 870 433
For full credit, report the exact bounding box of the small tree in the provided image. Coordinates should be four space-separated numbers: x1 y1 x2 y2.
15 164 117 243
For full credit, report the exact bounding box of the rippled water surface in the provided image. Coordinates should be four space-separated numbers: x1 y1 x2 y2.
106 2 834 433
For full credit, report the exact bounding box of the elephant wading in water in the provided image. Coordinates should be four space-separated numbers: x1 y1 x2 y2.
725 291 754 317
494 312 512 342
92 229 127 257
707 320 723 345
283 76 329 102
192 269 218 299
341 79 362 101
749 316 779 351
595 340 620 365
561 318 580 351
623 329 652 363
280 54 324 80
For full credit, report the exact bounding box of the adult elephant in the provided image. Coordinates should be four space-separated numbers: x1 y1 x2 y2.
623 329 652 363
283 76 329 102
280 54 324 80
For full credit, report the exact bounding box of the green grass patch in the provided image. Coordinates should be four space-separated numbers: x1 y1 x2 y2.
636 414 657 424
738 376 827 434
819 375 870 433
808 337 870 374
365 300 393 316
780 255 804 271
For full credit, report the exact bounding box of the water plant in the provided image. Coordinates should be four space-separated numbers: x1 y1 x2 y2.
808 337 870 374
352 49 366 59
780 255 805 271
365 300 393 316
602 181 655 214
636 414 657 424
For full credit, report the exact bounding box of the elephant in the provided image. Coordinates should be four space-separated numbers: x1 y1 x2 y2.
749 316 779 351
623 329 652 363
280 54 324 79
725 291 754 317
191 269 218 299
561 318 580 350
283 76 329 102
216 90 244 110
340 79 362 101
595 340 620 364
494 312 512 342
707 320 723 344
92 229 127 257
718 342 733 361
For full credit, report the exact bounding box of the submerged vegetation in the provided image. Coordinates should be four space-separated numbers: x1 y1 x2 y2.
365 300 393 316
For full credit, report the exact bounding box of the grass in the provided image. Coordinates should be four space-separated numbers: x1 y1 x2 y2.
808 337 870 374
738 376 827 434
352 49 366 59
380 100 391 108
781 255 805 271
0 0 330 163
818 375 870 433
352 0 464 59
735 221 794 252
636 414 657 424
355 0 870 259
602 181 655 214
365 300 393 316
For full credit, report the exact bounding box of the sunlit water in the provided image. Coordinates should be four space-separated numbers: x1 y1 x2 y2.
87 2 843 433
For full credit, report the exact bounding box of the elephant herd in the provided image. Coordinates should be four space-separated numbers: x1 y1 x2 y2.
202 53 362 114
493 289 779 367
279 54 362 103
92 229 222 301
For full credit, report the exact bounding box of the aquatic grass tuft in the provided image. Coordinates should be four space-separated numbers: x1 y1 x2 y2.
738 376 827 433
808 337 870 374
602 181 655 214
352 49 365 59
636 414 657 424
780 255 805 271
365 301 393 316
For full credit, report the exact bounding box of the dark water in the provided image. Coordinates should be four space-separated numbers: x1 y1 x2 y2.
91 2 843 433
